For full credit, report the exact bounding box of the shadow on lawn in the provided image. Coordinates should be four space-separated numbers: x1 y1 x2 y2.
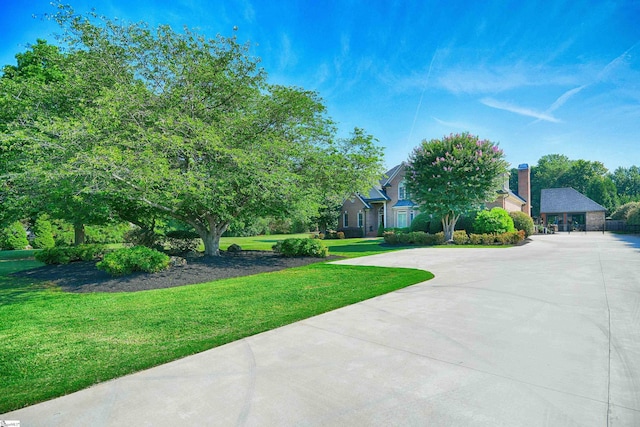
0 277 53 306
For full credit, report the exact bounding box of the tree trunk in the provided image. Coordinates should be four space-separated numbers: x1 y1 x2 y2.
202 231 222 256
74 222 86 246
441 213 459 242
197 219 228 256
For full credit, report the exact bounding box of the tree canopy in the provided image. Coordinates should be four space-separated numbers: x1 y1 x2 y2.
1 6 384 254
405 132 508 240
510 154 623 216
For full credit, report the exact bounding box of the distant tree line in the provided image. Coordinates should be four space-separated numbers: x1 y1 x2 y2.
510 154 640 217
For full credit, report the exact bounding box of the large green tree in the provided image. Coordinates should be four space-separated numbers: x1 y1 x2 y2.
0 39 121 241
611 166 640 204
405 132 508 241
17 6 382 255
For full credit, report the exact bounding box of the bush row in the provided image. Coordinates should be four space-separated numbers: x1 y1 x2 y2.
383 230 525 246
383 231 446 246
35 244 108 265
272 238 328 258
310 231 345 240
96 246 170 275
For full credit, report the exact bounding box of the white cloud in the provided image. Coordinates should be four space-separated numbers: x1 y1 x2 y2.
278 33 297 69
480 98 561 123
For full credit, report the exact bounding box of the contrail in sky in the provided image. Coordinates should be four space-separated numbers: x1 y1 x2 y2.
407 50 438 144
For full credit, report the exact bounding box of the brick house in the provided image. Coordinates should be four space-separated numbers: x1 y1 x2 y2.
339 163 532 237
338 163 418 237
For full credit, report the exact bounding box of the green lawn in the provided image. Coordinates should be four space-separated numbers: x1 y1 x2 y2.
0 244 432 413
220 234 417 257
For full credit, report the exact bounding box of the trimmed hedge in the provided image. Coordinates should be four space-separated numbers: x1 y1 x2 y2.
96 246 170 275
35 244 108 265
384 230 524 246
383 231 445 246
272 238 328 257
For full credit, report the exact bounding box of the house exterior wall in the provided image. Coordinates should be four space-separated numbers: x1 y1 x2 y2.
485 195 525 213
586 211 605 231
339 197 367 231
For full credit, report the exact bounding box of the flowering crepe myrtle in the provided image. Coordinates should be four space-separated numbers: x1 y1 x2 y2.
405 132 508 241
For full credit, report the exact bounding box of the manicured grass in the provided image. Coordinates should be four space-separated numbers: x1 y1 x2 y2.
0 253 432 413
220 235 415 258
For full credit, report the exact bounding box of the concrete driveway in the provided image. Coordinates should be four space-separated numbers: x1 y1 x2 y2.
4 233 640 426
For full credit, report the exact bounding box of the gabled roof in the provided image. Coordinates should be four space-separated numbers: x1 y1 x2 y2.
355 193 372 209
380 163 404 187
540 188 606 213
364 186 390 202
497 189 526 204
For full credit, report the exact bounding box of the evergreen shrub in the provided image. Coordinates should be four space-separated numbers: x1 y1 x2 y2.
473 208 515 234
509 211 535 237
32 215 55 249
97 246 170 275
164 229 201 254
35 244 107 264
272 238 328 257
410 213 430 232
0 221 30 250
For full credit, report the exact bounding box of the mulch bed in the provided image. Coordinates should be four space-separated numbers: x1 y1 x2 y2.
12 251 339 293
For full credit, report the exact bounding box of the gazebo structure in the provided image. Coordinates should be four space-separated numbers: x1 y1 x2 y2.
540 188 606 231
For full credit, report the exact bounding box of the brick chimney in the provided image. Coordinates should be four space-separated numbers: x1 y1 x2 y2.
517 164 531 216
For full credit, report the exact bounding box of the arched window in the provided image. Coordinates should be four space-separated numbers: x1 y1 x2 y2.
398 181 407 200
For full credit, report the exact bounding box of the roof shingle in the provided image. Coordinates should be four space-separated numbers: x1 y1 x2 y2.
540 188 606 213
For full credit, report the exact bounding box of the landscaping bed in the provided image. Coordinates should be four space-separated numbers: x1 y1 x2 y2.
12 250 338 293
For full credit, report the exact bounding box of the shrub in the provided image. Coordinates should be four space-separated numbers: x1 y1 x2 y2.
383 231 445 246
429 217 443 234
612 202 640 221
227 243 242 252
85 223 130 244
272 238 328 258
473 208 515 234
337 227 362 238
164 229 201 254
35 244 107 265
0 221 30 250
410 213 430 232
456 211 478 233
509 211 535 237
626 206 640 226
337 231 346 239
123 226 164 250
452 230 469 245
97 246 170 275
32 215 55 249
383 231 399 245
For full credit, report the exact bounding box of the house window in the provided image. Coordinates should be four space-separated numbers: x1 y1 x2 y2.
357 211 364 228
398 181 407 200
343 211 349 227
410 210 415 223
397 211 408 228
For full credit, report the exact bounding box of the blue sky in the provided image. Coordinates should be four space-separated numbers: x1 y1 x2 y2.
2 1 639 171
